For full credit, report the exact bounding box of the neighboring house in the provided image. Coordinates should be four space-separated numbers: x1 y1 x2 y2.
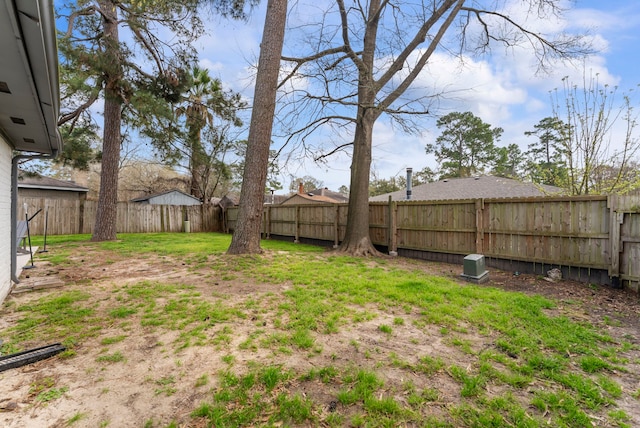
280 185 349 205
369 176 564 202
1 0 62 302
213 194 239 209
18 173 89 200
131 189 202 206
263 194 289 205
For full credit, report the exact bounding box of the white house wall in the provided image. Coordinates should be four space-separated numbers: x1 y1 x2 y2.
0 138 12 302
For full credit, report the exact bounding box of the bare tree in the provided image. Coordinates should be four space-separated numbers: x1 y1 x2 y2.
276 0 591 255
118 161 188 201
551 71 640 195
227 0 288 254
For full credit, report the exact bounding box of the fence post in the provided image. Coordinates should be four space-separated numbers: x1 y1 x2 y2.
608 195 623 278
266 206 271 239
333 205 340 248
294 206 300 243
388 196 397 255
475 199 485 253
78 197 85 234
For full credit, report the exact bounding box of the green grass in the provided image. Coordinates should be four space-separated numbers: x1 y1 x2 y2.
154 376 177 396
28 377 68 403
96 351 125 363
66 412 86 425
2 232 635 427
100 335 126 345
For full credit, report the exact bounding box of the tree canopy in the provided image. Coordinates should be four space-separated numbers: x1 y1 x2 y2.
427 111 503 179
145 65 246 201
524 117 568 186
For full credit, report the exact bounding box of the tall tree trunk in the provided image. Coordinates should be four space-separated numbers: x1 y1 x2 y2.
227 0 287 254
92 0 122 242
338 107 382 256
337 0 382 256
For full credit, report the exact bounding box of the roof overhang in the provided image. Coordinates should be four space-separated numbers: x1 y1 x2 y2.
18 183 89 193
0 0 62 155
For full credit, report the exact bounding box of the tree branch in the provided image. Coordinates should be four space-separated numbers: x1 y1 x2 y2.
378 0 464 113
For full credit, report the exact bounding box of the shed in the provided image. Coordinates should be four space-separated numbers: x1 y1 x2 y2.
131 189 202 206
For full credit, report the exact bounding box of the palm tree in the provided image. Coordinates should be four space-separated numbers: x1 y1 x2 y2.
176 66 219 199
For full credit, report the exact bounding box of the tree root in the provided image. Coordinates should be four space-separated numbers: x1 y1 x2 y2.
336 237 384 257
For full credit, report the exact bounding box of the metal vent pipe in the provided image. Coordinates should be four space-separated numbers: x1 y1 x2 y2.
406 167 413 200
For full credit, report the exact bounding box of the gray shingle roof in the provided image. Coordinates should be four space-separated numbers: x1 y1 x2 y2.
131 189 200 203
18 173 88 192
369 176 564 202
306 188 349 203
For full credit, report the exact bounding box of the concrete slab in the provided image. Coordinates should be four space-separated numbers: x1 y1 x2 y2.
15 246 38 280
12 277 65 293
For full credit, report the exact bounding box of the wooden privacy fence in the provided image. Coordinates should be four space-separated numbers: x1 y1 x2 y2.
227 194 640 291
18 198 222 235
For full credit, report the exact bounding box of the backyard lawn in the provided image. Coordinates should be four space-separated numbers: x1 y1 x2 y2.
0 233 638 427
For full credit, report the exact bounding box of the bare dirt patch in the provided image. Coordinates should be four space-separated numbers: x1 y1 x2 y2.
1 247 639 427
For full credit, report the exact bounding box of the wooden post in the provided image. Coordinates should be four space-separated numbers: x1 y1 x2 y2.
294 205 300 243
608 195 623 277
333 205 340 248
266 206 271 239
388 196 397 255
475 199 485 253
78 195 86 234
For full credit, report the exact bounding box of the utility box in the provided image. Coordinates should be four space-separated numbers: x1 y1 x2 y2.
461 254 489 284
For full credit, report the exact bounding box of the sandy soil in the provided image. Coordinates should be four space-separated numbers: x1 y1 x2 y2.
1 248 639 427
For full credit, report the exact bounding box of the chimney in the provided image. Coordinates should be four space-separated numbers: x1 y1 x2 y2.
321 187 327 196
406 167 413 200
298 182 304 194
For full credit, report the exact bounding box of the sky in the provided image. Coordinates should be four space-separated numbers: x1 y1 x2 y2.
192 0 640 192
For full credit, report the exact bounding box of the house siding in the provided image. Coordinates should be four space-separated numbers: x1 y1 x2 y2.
19 188 87 200
143 192 201 206
0 139 12 301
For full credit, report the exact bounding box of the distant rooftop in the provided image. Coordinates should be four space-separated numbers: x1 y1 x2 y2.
369 176 564 202
130 189 200 203
18 172 88 192
280 186 349 205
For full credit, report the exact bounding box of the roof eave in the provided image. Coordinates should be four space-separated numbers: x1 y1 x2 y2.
18 183 88 192
0 0 62 155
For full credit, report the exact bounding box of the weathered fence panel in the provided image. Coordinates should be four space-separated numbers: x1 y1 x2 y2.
393 200 476 255
18 198 221 235
227 195 640 291
481 197 610 269
267 205 297 237
18 198 83 235
369 203 388 246
298 204 339 242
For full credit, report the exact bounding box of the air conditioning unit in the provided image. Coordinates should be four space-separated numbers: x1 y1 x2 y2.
461 254 489 284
